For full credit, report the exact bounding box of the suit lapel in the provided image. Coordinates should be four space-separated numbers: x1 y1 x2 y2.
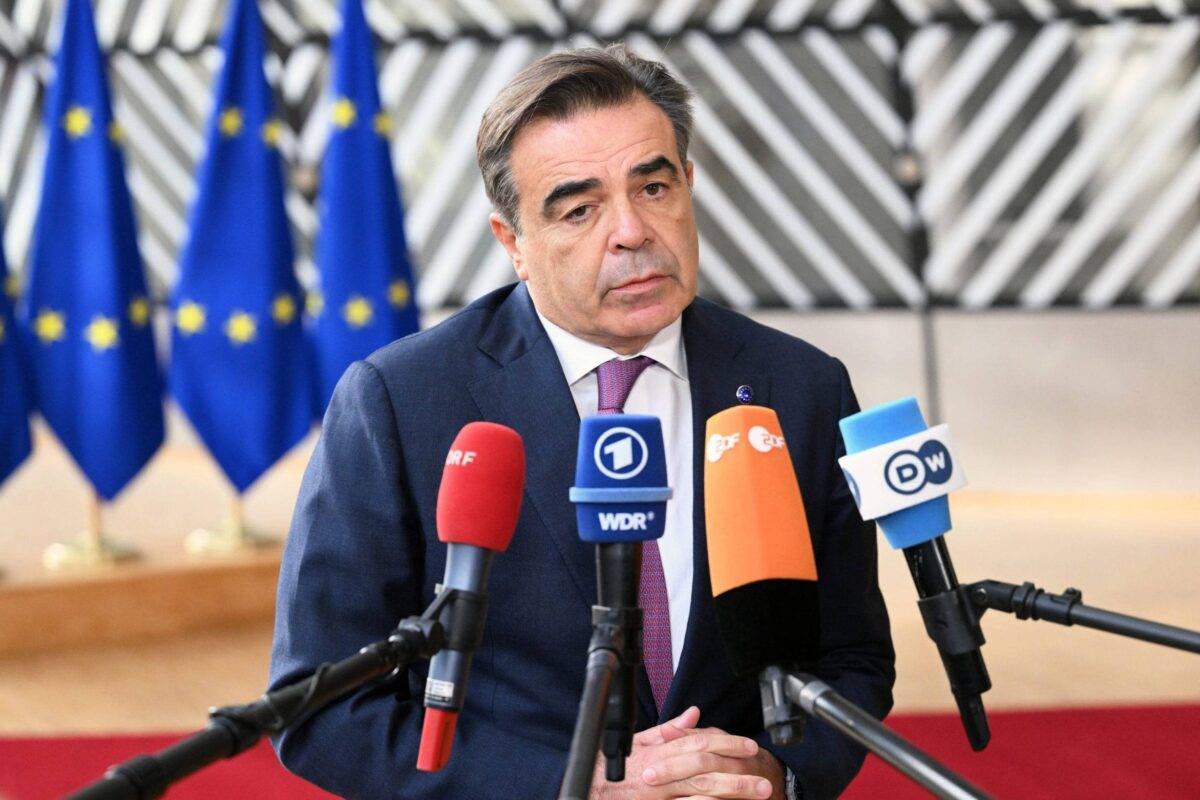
467 284 594 609
658 299 772 721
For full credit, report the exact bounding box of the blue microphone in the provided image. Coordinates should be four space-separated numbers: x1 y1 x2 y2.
562 415 672 790
840 397 991 751
571 414 671 544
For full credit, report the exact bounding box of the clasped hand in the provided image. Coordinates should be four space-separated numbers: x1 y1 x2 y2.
590 706 784 800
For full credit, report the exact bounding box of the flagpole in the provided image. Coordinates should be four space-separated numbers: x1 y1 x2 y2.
184 488 278 557
43 490 140 569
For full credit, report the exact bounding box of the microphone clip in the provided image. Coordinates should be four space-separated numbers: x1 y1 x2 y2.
915 586 988 657
431 582 489 653
589 605 643 660
759 665 805 746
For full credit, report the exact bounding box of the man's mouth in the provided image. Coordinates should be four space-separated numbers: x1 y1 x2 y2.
611 274 669 294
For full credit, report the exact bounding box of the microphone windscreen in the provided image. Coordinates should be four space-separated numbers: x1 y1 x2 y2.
416 708 457 772
571 414 670 543
839 396 950 549
436 422 525 552
704 405 819 676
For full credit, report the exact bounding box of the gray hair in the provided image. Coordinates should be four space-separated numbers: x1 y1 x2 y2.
476 43 694 233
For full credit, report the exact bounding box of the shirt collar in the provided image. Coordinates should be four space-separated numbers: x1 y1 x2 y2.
536 308 687 386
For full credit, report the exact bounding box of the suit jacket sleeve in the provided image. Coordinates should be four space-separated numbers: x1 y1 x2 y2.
758 359 897 799
268 360 567 799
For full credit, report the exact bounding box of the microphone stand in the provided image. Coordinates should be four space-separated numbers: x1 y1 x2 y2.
906 538 992 751
761 667 994 800
559 543 643 800
66 587 478 800
968 580 1200 654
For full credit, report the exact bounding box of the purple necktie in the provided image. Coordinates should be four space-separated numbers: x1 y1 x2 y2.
595 356 673 714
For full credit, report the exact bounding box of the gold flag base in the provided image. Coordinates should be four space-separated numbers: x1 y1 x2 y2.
184 496 279 557
43 534 141 570
43 493 140 571
184 521 278 557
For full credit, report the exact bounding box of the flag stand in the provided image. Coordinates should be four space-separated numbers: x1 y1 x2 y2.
43 491 140 569
184 494 278 557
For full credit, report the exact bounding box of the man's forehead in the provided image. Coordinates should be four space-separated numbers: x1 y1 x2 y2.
511 99 679 186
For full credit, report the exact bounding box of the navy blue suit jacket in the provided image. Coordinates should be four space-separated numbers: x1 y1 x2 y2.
269 283 894 799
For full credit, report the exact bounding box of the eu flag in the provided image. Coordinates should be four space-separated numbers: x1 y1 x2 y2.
17 0 163 501
311 0 419 409
1 212 32 487
170 0 314 493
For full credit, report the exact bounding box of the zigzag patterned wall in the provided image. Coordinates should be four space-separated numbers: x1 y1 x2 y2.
1 0 1198 309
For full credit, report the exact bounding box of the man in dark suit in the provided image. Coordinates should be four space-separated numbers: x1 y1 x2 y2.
269 44 893 799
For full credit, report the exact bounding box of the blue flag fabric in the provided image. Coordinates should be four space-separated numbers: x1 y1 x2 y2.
17 0 163 500
0 214 32 487
170 0 314 493
311 0 419 409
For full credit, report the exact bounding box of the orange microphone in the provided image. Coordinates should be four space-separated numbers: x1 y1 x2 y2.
705 405 819 742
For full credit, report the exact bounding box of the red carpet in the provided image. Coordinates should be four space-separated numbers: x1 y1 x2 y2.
845 704 1200 799
0 736 334 800
1 705 1197 798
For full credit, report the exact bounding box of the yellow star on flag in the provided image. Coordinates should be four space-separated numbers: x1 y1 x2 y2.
225 311 257 345
0 316 6 343
261 119 282 147
332 98 357 129
128 296 151 327
108 120 125 143
342 295 374 328
388 279 410 308
34 309 66 343
4 274 18 300
84 316 120 352
306 290 325 319
272 293 297 325
373 112 392 137
219 107 244 137
63 106 92 138
175 301 206 335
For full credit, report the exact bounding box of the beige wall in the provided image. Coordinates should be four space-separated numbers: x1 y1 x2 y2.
762 308 1200 497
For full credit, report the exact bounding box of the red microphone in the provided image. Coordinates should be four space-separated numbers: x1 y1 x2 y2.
416 422 524 772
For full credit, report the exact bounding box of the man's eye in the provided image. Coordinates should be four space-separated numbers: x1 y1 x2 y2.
644 182 666 197
565 205 589 221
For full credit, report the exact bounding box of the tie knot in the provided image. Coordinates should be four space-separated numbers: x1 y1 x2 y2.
596 356 654 415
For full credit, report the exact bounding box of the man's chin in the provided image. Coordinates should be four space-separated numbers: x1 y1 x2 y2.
603 301 684 341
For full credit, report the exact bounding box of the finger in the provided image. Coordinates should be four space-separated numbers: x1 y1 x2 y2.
666 731 760 760
657 715 699 745
658 772 773 800
674 725 755 739
634 705 701 746
641 752 751 786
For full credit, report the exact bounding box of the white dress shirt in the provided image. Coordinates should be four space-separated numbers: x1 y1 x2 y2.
537 310 694 672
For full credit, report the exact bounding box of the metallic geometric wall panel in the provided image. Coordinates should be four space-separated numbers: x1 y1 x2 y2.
910 21 1200 307
0 1 920 310
561 0 889 35
894 0 1200 25
2 0 1198 309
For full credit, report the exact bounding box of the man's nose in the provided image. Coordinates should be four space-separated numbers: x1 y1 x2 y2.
608 198 650 253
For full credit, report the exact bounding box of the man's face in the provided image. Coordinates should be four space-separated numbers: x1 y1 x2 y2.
490 96 700 354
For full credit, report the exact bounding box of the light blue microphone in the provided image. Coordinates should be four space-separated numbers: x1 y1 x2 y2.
840 396 951 550
840 396 992 751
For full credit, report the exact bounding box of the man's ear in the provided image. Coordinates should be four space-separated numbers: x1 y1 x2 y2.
488 212 527 281
684 159 694 192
